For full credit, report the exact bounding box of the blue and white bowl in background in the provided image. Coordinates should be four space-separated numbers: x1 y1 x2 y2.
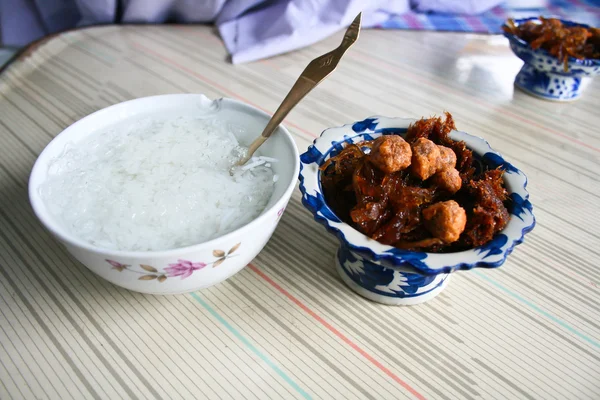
504 18 600 102
299 117 536 305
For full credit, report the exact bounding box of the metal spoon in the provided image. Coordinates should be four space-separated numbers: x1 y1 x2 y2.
235 12 362 167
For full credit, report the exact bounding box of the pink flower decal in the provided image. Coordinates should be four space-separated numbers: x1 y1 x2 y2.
277 207 285 218
106 259 129 272
165 259 207 279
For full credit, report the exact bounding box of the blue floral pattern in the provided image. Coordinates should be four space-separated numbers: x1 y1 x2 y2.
509 193 533 223
483 152 520 173
352 118 378 133
475 234 508 258
337 244 447 299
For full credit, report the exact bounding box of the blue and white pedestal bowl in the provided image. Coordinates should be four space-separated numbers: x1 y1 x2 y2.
504 18 600 102
299 116 536 306
336 244 450 305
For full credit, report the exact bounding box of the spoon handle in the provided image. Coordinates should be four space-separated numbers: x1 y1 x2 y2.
240 12 362 163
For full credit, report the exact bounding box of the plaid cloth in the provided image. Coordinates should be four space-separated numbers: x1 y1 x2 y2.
378 0 600 33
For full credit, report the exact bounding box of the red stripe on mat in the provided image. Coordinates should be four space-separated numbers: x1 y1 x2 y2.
249 263 427 400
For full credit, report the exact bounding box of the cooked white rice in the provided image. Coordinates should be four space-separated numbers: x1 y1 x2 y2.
40 116 277 251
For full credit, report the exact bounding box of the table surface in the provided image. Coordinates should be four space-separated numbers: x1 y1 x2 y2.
0 25 599 400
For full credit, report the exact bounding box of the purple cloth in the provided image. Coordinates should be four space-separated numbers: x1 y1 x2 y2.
0 0 503 63
218 0 411 63
411 0 503 14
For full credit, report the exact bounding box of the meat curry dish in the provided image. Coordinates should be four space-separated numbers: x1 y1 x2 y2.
320 113 510 253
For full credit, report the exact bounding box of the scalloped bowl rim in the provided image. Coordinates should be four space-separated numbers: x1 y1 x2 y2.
298 116 536 275
502 17 600 68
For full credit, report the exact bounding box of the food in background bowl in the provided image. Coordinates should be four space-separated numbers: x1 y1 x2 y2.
320 113 509 253
29 94 299 295
502 17 599 72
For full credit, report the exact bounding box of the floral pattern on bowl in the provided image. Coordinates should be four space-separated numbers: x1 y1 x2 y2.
503 18 600 101
105 243 241 282
29 94 300 295
298 116 535 305
336 243 450 306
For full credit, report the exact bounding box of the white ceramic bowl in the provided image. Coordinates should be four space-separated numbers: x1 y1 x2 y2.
29 94 299 294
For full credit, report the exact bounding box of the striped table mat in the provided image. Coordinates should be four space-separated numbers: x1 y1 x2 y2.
0 25 599 399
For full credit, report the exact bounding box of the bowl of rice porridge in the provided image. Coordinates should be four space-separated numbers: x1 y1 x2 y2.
29 94 299 294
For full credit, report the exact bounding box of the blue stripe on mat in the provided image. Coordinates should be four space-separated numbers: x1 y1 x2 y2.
190 292 312 399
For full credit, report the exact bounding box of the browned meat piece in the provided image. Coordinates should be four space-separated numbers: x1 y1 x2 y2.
410 138 441 180
321 113 510 253
370 135 412 173
405 112 456 144
438 146 457 170
422 200 467 243
432 168 462 194
460 169 509 247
